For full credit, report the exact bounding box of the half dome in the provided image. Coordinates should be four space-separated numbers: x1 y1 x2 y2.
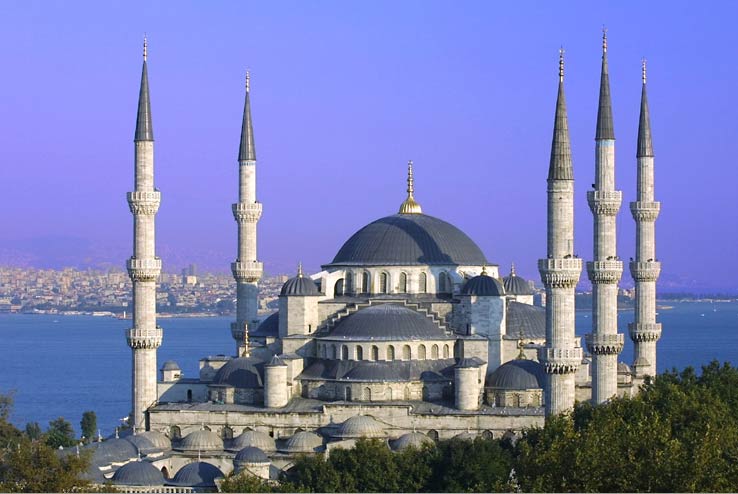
212 358 264 388
327 304 447 341
486 359 545 390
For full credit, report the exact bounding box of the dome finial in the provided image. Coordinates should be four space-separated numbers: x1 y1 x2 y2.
143 34 148 61
517 328 526 359
481 265 487 276
558 47 564 82
510 262 516 276
399 160 423 214
297 261 303 278
641 58 647 84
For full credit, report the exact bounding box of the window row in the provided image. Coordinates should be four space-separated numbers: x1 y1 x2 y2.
334 271 454 296
318 341 452 361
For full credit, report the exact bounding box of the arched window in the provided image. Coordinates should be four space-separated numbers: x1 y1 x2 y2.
364 387 372 401
334 278 344 296
431 344 439 359
362 272 370 293
443 344 450 359
170 425 181 440
387 345 395 361
332 345 338 360
345 387 352 401
345 272 353 294
402 344 411 360
427 429 439 441
386 387 393 401
404 387 411 400
439 272 451 293
371 345 379 361
380 272 389 294
161 467 169 479
221 426 233 440
341 345 349 360
419 272 427 293
418 344 427 360
398 272 407 293
356 346 364 361
186 389 192 402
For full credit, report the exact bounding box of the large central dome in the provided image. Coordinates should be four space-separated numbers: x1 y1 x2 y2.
327 213 488 266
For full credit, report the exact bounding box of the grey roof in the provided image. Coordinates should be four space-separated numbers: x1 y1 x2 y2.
124 434 159 455
134 61 153 142
239 79 256 161
161 360 180 371
503 273 534 296
170 462 224 488
456 357 486 369
212 357 264 388
335 415 386 439
461 274 504 297
637 81 654 157
279 431 323 453
138 431 171 451
487 359 545 390
548 67 573 181
90 438 139 467
596 44 615 140
280 275 320 296
326 304 447 340
251 312 278 337
177 430 224 452
228 430 276 452
300 358 455 383
506 301 545 340
112 461 165 486
391 432 433 451
618 361 632 374
234 446 270 464
267 355 287 367
327 213 488 266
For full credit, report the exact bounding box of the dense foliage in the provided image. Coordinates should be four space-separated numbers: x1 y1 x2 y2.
81 411 98 443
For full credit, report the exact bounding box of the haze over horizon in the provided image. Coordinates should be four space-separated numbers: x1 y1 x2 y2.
0 1 736 292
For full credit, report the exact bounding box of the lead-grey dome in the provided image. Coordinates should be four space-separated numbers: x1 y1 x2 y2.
279 431 323 453
234 446 270 464
91 438 139 467
391 432 433 451
251 312 279 338
161 360 180 371
327 304 447 341
212 357 264 388
170 462 224 488
228 430 277 452
506 301 546 340
335 415 385 439
461 274 504 296
280 274 320 296
487 360 545 390
138 431 171 451
177 430 223 452
503 272 534 295
328 213 488 266
112 461 165 486
124 434 159 455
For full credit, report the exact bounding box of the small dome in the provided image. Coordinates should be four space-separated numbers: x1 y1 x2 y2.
234 446 270 464
212 357 264 388
328 304 447 341
280 266 320 296
487 360 545 390
124 434 158 455
228 430 276 452
170 462 224 488
503 265 534 295
618 362 632 374
452 431 478 441
335 415 386 439
251 312 279 338
112 461 165 486
91 438 139 466
177 430 223 452
391 432 433 451
161 360 180 371
279 431 323 453
461 272 504 296
138 431 171 451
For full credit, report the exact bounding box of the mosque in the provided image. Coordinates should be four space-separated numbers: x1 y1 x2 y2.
90 32 661 491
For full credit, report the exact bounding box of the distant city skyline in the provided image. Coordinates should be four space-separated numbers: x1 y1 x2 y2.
0 1 736 291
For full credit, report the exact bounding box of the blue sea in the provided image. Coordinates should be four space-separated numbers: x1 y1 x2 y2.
0 301 736 436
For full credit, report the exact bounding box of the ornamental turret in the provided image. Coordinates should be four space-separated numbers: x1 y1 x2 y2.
231 71 264 357
538 49 583 417
629 59 661 378
126 37 163 430
585 30 624 403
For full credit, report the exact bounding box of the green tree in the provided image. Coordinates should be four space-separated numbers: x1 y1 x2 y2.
285 453 341 492
45 417 76 449
429 437 513 492
80 411 97 443
23 423 41 441
0 439 94 492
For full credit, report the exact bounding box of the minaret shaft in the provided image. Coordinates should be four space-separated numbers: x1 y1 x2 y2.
126 52 162 431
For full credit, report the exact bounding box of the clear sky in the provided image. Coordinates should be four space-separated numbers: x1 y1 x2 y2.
0 1 736 292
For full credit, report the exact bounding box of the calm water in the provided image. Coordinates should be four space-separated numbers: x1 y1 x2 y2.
0 301 736 436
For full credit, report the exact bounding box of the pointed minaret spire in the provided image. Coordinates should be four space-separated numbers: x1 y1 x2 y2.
548 48 573 181
637 59 654 158
399 160 423 214
596 28 615 140
238 70 256 161
134 36 153 141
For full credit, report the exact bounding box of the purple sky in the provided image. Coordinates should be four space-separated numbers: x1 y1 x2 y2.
0 1 736 291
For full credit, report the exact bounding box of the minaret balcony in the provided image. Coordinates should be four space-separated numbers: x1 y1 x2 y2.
126 327 163 349
538 346 583 374
538 258 582 289
587 190 622 216
585 333 624 355
230 321 248 341
629 261 661 282
232 202 263 223
586 260 623 284
629 201 660 222
127 257 162 282
628 322 662 342
127 191 161 215
231 261 264 283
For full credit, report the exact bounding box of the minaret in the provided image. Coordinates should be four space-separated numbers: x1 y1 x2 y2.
585 30 624 403
538 49 583 416
629 59 661 378
231 71 263 357
126 36 163 430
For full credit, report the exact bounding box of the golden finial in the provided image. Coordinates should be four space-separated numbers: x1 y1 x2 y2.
517 328 526 359
510 262 516 276
297 261 303 278
641 58 647 84
558 47 565 82
602 26 608 53
398 160 423 214
245 70 250 93
481 265 488 276
143 34 148 61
